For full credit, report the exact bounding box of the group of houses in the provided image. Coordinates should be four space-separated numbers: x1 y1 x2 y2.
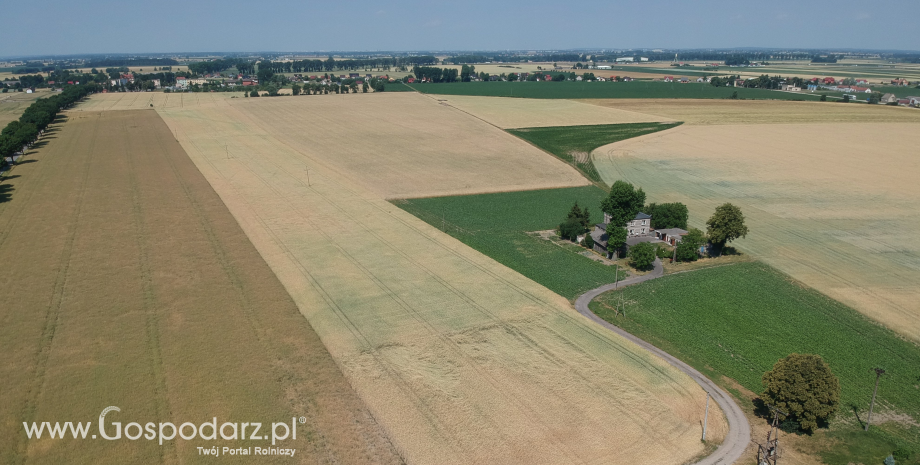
588 212 689 258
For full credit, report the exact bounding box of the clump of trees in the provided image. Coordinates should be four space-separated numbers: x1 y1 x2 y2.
675 228 706 262
706 203 748 255
559 202 591 242
628 242 656 269
645 202 688 229
761 353 840 433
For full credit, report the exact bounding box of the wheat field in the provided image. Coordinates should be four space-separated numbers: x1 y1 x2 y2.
135 94 730 465
592 122 920 342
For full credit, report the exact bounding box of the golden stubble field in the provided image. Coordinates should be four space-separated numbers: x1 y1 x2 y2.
580 98 920 125
136 94 729 464
430 94 669 128
0 110 401 464
0 89 54 127
592 122 920 342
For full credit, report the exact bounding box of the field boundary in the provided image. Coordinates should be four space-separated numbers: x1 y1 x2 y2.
573 258 751 465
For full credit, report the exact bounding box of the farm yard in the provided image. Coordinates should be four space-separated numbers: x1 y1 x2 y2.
591 122 920 342
0 110 400 464
143 94 729 465
589 262 920 465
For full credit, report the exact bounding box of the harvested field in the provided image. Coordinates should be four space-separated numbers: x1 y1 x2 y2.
74 91 237 111
147 98 728 465
580 98 920 125
431 95 667 128
592 122 920 341
0 90 51 127
192 93 589 198
0 110 401 464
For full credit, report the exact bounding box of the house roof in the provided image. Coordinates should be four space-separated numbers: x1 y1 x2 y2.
656 228 688 236
634 212 651 220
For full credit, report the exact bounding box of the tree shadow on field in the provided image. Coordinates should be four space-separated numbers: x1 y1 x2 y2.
16 159 38 165
0 182 13 204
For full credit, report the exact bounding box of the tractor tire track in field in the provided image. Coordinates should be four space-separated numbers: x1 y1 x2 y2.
13 114 100 464
574 258 751 465
165 104 719 464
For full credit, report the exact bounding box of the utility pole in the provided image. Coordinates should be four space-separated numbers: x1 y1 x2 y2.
757 405 785 465
865 367 886 431
702 392 710 441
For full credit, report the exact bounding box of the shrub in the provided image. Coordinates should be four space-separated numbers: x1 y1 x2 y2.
761 353 840 433
676 228 706 262
655 245 672 259
582 233 595 249
628 242 656 269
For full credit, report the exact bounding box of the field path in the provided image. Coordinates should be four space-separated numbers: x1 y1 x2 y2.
574 258 751 465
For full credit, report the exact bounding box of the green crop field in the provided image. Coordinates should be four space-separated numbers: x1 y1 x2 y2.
409 81 825 100
589 262 920 463
507 122 680 184
394 186 624 299
382 81 415 92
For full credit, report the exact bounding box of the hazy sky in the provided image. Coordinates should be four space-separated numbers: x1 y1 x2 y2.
2 0 918 57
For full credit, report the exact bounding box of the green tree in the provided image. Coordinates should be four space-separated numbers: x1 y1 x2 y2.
256 67 274 84
675 228 705 261
646 202 688 229
761 353 840 433
291 84 301 96
559 202 591 241
606 224 627 258
582 233 594 249
706 203 748 253
602 180 646 227
249 90 259 97
362 81 369 93
628 242 656 269
819 94 827 101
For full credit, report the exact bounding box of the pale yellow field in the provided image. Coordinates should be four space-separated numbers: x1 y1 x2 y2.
73 91 239 111
431 95 668 128
103 93 735 464
205 94 589 198
581 98 920 125
592 123 920 342
0 90 53 127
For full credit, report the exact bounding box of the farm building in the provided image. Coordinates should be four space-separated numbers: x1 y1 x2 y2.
782 84 801 91
881 93 898 104
590 212 655 257
654 228 688 246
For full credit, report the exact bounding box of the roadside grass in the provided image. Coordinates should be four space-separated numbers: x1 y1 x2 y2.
507 122 681 185
589 262 920 464
393 186 625 299
410 81 826 100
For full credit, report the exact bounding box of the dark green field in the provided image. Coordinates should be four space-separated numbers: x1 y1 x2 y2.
507 122 680 184
394 186 623 299
589 262 920 463
382 82 415 92
408 81 825 100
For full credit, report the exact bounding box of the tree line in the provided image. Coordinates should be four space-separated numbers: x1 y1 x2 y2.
188 59 255 75
0 84 99 168
259 56 436 74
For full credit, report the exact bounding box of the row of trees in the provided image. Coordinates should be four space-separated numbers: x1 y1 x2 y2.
259 56 436 74
412 66 459 83
0 84 98 167
188 58 255 75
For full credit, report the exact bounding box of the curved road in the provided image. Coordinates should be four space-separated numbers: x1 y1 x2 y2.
574 258 751 465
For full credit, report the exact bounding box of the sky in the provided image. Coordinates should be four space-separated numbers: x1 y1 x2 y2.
1 0 918 57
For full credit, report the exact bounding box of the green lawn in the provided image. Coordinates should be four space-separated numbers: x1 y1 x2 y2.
408 81 825 100
507 123 680 185
393 186 623 299
589 262 920 464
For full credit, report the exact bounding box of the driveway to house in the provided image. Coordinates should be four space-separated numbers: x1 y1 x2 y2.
573 258 751 465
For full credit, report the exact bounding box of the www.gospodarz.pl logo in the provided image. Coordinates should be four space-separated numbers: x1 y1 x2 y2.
23 406 302 456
